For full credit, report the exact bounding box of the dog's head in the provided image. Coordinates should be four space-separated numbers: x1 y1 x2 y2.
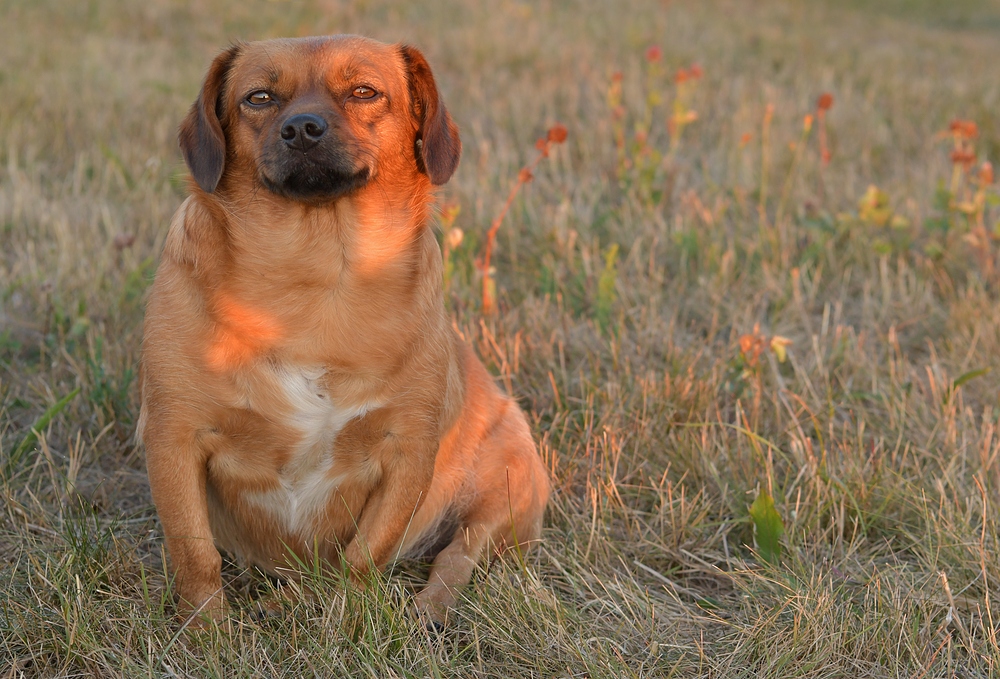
179 35 461 202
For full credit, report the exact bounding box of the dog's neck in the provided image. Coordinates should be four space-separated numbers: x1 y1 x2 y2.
198 179 436 288
164 184 445 375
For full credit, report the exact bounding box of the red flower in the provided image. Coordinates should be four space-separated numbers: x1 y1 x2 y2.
950 149 976 169
949 119 978 140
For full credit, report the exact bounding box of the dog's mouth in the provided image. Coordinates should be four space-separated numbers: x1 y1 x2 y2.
258 120 373 202
260 162 371 202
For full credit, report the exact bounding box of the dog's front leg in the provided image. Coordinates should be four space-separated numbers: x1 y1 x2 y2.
341 435 437 578
146 437 224 622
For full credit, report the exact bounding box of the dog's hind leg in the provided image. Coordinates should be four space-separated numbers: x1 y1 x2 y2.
413 520 501 626
415 418 549 625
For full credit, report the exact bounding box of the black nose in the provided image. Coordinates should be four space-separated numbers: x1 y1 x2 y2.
280 113 328 151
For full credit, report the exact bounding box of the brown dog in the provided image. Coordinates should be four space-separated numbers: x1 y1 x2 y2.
138 35 549 625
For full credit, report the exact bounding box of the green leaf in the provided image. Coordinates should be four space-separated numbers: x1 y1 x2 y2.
953 366 991 389
933 181 953 212
858 184 892 227
923 241 945 259
749 488 784 565
872 237 892 255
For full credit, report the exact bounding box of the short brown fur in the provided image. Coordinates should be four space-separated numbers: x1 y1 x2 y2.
139 35 549 625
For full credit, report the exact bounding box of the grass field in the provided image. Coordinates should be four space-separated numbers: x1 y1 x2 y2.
3 0 1000 676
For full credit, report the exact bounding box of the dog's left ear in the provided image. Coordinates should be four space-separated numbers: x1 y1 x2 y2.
400 45 462 185
179 44 241 193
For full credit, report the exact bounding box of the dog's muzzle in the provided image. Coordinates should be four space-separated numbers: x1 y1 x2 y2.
260 113 370 202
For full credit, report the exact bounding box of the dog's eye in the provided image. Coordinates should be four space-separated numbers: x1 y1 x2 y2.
352 86 377 100
246 91 273 106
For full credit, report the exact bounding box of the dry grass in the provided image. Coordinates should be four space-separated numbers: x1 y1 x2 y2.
3 0 1000 676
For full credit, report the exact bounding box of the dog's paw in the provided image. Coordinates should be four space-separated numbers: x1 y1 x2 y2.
413 594 453 633
176 587 227 628
252 595 288 622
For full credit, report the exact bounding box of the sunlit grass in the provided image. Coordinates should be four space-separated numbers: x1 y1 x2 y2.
2 0 1000 675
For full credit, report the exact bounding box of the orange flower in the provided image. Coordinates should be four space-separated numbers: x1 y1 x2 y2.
817 93 834 111
674 68 689 84
547 124 568 143
645 45 662 63
738 325 766 368
949 119 979 140
950 149 976 169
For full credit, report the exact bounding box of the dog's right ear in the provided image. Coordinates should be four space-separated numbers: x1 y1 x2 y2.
179 45 241 194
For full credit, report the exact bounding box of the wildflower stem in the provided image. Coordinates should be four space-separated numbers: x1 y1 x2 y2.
758 103 774 230
775 115 814 233
481 126 567 314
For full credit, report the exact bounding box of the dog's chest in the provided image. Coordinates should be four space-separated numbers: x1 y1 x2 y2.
278 365 358 454
248 364 374 536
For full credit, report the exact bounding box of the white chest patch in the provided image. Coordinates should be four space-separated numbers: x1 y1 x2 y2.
248 364 376 538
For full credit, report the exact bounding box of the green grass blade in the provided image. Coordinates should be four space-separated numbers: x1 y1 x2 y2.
4 387 80 477
952 366 991 389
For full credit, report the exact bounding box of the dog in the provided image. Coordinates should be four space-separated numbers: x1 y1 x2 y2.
138 35 550 626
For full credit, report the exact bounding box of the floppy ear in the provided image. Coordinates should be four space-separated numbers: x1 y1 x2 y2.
178 45 241 193
399 45 462 185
